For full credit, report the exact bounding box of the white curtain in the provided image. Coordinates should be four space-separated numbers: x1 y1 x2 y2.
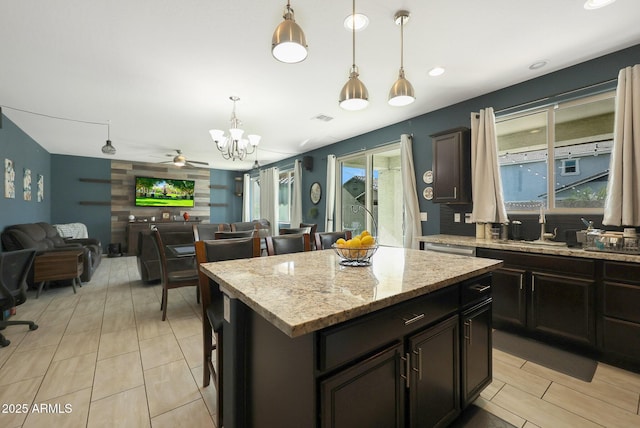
325 154 337 232
242 173 251 221
470 107 508 224
603 64 640 226
290 159 303 227
259 167 279 235
400 134 421 249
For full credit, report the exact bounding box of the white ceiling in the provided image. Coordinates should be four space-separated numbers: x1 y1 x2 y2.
1 0 639 171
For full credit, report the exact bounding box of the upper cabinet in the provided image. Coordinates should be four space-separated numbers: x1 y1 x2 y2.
431 127 471 204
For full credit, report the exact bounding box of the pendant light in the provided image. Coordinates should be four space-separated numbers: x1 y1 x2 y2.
339 0 369 111
272 1 308 64
388 11 415 107
101 121 116 155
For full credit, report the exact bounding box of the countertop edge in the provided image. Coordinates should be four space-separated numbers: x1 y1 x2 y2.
207 259 503 338
417 235 640 262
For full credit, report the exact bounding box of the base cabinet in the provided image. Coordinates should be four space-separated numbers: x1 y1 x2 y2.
320 343 405 428
477 248 595 347
409 315 460 428
229 274 493 428
601 261 640 366
461 301 492 408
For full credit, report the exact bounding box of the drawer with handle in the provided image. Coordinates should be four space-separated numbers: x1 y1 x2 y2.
461 273 492 308
318 285 459 373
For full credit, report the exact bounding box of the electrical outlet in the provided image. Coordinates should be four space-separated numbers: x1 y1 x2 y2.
454 213 461 223
420 212 428 222
465 213 472 224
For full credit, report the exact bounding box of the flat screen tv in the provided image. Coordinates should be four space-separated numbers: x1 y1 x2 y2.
135 176 195 207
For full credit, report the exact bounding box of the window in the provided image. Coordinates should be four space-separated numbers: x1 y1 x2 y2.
496 91 614 212
250 176 260 220
336 145 404 247
279 170 294 225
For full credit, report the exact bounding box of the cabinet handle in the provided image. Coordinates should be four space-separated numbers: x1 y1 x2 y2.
532 276 535 293
464 319 473 345
400 352 410 389
402 313 425 325
470 284 490 293
453 187 457 199
412 347 423 381
519 274 523 290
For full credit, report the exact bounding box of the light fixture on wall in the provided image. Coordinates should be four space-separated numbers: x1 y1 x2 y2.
101 122 116 155
339 0 369 111
388 11 415 107
209 96 261 162
272 1 308 64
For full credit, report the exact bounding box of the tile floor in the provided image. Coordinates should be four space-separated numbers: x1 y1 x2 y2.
0 256 639 427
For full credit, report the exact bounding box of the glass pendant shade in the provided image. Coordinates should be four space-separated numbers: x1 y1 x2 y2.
272 4 308 63
339 67 369 111
101 140 116 155
388 69 415 106
248 134 261 146
229 128 244 140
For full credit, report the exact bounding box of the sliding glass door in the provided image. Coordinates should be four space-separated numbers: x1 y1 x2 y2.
336 145 403 247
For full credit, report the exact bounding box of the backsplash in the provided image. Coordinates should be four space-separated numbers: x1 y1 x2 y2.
439 204 636 242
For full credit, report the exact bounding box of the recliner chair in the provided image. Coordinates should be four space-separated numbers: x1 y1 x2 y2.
0 249 38 347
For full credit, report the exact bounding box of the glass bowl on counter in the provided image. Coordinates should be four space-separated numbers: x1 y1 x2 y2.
332 243 379 266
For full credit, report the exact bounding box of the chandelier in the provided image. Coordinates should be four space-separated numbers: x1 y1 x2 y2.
209 96 261 161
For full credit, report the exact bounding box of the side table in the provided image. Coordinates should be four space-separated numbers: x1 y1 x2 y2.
33 249 84 298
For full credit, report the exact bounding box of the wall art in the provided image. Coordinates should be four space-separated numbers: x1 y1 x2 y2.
23 168 32 201
4 158 15 199
37 174 44 202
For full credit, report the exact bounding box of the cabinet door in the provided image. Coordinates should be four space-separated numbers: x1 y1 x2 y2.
432 129 470 203
320 343 405 428
408 315 460 428
491 268 527 329
529 272 595 346
461 301 492 408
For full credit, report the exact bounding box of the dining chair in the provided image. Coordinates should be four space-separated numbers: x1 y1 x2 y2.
0 249 37 347
193 223 230 241
314 230 353 250
299 223 318 249
214 230 255 239
266 233 311 255
153 229 200 321
194 236 261 428
278 227 311 235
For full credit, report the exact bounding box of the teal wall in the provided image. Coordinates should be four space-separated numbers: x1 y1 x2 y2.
0 114 51 233
51 154 112 249
210 169 243 223
261 44 640 235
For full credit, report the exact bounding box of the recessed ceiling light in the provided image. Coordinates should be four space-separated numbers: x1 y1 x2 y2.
428 67 445 77
584 0 616 10
529 60 547 70
343 13 369 31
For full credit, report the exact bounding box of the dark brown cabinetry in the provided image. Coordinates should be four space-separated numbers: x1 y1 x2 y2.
431 128 471 203
408 315 460 428
601 261 640 365
320 343 405 428
237 273 493 428
477 248 596 347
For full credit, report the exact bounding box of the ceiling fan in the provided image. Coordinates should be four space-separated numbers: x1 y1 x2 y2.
162 150 209 168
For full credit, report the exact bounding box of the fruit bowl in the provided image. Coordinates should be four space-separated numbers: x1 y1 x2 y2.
331 243 379 266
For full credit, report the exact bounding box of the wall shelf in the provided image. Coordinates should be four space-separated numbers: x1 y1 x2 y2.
79 201 112 206
79 178 112 184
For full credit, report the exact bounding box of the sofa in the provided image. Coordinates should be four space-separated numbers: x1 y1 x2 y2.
1 222 102 283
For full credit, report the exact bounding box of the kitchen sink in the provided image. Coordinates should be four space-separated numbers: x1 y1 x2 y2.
525 240 567 247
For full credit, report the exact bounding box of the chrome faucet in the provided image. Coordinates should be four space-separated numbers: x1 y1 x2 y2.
539 208 557 241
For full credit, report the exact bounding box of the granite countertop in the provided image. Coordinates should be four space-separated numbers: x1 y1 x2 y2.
199 246 502 338
416 234 640 263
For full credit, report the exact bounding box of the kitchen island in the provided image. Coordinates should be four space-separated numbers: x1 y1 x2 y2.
200 246 502 428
